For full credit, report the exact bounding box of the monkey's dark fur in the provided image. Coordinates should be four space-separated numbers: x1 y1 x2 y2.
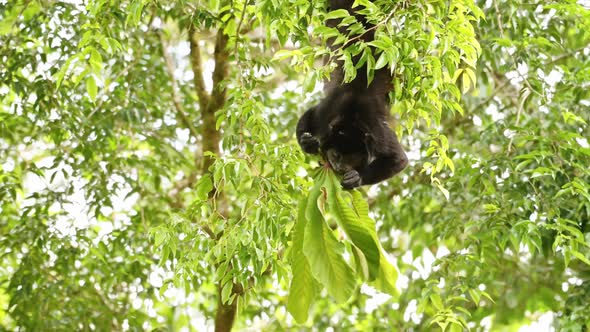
296 0 408 189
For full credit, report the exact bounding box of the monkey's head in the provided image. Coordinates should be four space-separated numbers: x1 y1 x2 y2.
320 118 373 174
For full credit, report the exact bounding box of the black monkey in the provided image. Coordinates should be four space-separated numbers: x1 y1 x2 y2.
296 0 408 189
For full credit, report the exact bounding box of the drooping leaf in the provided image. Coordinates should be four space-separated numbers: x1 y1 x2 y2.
324 171 381 281
302 169 356 303
287 200 319 323
86 75 97 102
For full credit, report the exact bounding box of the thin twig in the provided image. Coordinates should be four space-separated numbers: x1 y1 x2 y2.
234 0 251 61
201 225 218 240
492 0 504 37
469 76 510 113
336 5 398 52
545 43 590 66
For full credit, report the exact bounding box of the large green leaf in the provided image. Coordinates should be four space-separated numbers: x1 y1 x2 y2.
302 169 356 303
370 252 400 298
324 171 381 281
349 190 400 297
287 200 319 324
305 169 326 222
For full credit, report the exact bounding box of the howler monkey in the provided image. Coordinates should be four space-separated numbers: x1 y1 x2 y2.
296 0 408 189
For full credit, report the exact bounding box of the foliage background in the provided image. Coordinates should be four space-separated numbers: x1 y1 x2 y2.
1 0 589 331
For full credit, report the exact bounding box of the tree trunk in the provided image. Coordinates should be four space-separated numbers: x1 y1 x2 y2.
189 25 236 332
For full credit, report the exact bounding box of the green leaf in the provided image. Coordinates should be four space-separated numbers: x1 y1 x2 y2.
23 2 41 20
325 9 351 20
195 175 213 200
314 26 340 39
126 0 145 27
430 293 443 310
374 52 389 70
571 250 590 266
305 169 326 221
221 281 233 304
287 200 319 323
272 49 302 61
55 56 74 89
351 245 370 280
89 49 103 73
370 254 399 297
86 75 97 102
449 322 463 332
303 171 356 303
324 173 381 281
345 187 399 297
469 289 481 305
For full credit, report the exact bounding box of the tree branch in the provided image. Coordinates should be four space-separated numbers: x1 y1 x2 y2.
195 25 234 332
469 73 511 113
545 43 590 66
189 26 211 111
492 0 505 37
209 29 230 114
200 29 229 174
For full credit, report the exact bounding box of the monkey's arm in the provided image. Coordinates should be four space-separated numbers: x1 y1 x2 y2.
296 107 320 154
359 127 408 186
341 127 407 189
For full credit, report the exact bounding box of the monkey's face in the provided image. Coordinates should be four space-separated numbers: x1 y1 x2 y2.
322 123 371 174
325 148 367 173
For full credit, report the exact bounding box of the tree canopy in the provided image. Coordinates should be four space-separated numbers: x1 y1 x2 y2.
1 0 589 331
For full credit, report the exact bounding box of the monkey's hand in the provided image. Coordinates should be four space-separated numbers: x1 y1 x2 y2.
299 132 320 154
342 170 362 189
